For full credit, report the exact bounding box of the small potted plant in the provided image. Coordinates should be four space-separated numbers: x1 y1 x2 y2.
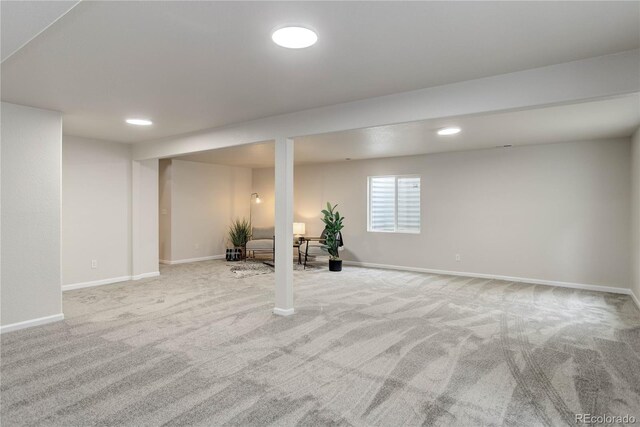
320 202 345 271
228 218 251 261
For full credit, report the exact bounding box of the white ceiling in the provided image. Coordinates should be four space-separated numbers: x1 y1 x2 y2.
0 1 79 62
1 1 638 143
175 95 640 168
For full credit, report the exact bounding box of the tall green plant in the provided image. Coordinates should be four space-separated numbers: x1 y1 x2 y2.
320 202 345 260
229 218 251 247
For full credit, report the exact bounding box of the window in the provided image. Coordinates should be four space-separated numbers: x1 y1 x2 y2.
368 175 420 233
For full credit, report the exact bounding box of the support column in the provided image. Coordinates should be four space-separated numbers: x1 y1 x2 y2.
273 137 294 316
132 159 160 280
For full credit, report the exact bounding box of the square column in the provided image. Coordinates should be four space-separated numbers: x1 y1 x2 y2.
132 159 160 280
273 137 294 316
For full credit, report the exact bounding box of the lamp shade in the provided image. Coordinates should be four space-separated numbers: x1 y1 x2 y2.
293 222 306 235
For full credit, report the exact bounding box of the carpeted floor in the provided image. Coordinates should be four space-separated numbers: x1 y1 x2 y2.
2 260 639 426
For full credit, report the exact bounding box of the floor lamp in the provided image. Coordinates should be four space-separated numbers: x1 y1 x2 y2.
249 192 261 225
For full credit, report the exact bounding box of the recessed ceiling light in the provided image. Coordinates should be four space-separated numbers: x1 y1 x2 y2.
126 118 152 126
272 26 317 49
437 127 461 136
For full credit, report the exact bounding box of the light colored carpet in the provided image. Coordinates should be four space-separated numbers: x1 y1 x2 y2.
1 260 639 426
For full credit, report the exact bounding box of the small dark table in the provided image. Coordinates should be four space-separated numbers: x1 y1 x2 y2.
263 241 303 267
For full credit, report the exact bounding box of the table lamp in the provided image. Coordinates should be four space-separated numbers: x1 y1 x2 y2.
293 222 306 242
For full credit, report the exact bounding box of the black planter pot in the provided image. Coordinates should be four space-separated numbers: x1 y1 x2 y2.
329 259 342 272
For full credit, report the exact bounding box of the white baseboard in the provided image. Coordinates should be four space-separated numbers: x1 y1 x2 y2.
132 271 160 280
62 276 132 291
159 255 225 265
63 271 160 291
0 313 64 334
342 260 632 296
273 307 295 316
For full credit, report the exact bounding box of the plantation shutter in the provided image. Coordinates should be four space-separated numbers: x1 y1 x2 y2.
368 175 421 233
397 177 421 232
369 176 396 232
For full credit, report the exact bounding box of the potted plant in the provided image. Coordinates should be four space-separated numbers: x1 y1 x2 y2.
228 218 251 261
320 202 345 271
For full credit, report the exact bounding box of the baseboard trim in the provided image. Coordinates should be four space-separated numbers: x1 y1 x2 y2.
342 261 632 296
62 276 132 291
132 271 160 280
0 313 64 334
63 271 160 291
159 255 225 265
273 307 295 316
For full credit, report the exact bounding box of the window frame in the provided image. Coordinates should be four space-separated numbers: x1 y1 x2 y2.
367 174 421 234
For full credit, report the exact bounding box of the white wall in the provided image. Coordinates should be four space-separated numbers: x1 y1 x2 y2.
61 136 132 287
1 102 63 330
632 128 640 300
161 160 251 262
253 138 632 290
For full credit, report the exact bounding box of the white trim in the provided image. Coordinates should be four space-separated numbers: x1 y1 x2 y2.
0 313 64 334
131 271 160 280
342 261 632 295
273 307 295 316
62 276 132 291
159 255 225 265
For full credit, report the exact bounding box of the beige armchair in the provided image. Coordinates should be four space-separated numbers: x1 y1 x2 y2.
246 226 274 259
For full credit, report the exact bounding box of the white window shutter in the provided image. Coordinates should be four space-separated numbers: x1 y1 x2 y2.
397 176 420 232
369 176 396 231
368 175 420 233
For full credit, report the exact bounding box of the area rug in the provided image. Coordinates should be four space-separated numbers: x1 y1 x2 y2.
229 260 321 277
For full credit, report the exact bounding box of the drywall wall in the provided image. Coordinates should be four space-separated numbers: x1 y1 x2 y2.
632 128 640 301
1 102 63 330
61 136 132 287
164 160 251 262
253 138 632 290
132 159 159 278
159 159 172 262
